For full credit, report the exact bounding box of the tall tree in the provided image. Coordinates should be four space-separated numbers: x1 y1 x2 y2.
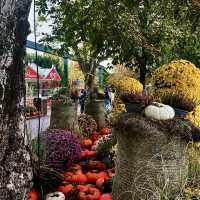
0 0 32 199
37 0 200 85
37 0 114 91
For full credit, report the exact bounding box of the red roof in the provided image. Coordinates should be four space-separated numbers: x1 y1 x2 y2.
25 66 43 80
25 65 61 81
46 67 61 81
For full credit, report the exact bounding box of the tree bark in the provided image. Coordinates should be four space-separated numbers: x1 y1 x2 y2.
84 59 97 91
0 0 32 199
137 54 147 86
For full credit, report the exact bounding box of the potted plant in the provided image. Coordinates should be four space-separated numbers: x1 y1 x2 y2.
120 90 152 113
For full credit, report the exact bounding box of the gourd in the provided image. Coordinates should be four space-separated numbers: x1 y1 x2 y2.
57 184 73 196
100 193 111 200
45 192 65 200
78 186 101 200
144 102 175 120
28 190 39 200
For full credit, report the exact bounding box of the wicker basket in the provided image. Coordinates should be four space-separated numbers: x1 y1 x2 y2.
112 114 189 200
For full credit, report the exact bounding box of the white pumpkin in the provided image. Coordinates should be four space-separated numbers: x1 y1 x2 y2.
144 102 175 120
46 192 65 200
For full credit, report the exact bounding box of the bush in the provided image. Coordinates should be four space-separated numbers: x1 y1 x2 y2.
45 129 81 170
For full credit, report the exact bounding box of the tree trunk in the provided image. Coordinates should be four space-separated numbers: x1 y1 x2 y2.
137 55 147 85
84 64 96 92
0 0 32 199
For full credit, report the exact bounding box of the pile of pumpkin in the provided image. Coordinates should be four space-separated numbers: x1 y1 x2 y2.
29 128 114 200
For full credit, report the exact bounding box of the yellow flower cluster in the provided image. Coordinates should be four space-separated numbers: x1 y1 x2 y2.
183 187 200 199
111 96 126 120
108 76 143 94
186 105 200 127
152 59 200 105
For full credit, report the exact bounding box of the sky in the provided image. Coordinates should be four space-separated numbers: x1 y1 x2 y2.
27 2 110 67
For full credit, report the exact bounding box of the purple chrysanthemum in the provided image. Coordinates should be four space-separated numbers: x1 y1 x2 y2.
45 129 81 170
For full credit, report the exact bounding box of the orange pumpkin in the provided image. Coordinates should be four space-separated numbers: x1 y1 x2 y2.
100 193 111 200
28 190 39 200
100 128 110 135
88 161 106 170
64 171 74 181
86 150 96 157
96 178 105 188
81 150 96 158
79 186 101 200
81 139 93 147
71 174 88 183
70 164 82 170
86 171 108 182
57 184 73 196
76 185 89 192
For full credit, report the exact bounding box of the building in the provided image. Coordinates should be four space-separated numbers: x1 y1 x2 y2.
25 63 61 98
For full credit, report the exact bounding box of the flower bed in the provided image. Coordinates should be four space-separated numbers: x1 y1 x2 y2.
28 127 115 200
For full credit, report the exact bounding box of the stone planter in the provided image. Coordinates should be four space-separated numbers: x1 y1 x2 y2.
112 113 190 200
85 100 106 130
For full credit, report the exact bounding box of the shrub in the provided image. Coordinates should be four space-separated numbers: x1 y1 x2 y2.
152 59 200 106
45 129 81 170
78 114 97 137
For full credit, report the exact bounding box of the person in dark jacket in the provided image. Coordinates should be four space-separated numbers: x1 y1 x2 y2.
79 89 87 113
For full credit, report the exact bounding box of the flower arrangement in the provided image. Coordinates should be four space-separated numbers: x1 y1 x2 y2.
185 105 200 127
78 114 97 137
152 59 200 106
45 129 82 170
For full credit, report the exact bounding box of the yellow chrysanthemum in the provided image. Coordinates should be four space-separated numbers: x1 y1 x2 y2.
151 59 200 105
108 76 143 94
185 105 200 127
111 96 126 119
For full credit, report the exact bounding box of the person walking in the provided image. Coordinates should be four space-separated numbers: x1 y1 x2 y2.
104 87 111 112
79 89 87 113
110 88 115 107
